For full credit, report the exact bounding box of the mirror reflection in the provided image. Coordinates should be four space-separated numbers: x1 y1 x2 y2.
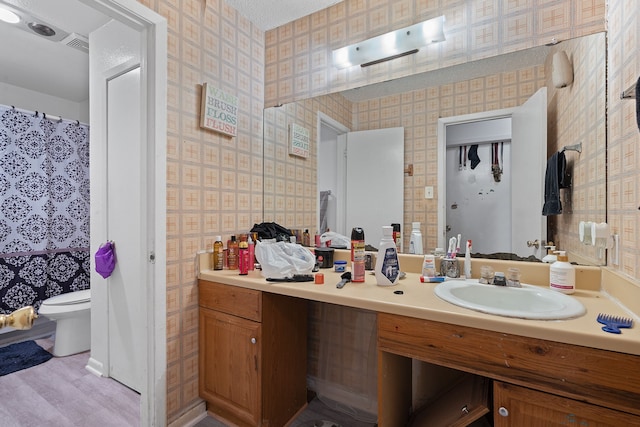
262 32 606 265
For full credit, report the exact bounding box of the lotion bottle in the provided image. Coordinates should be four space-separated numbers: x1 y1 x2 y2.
375 226 400 286
549 251 575 294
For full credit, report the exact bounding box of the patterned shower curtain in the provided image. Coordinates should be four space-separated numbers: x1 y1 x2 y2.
0 105 90 314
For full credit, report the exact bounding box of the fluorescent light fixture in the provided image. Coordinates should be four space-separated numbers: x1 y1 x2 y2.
332 15 445 69
0 7 20 24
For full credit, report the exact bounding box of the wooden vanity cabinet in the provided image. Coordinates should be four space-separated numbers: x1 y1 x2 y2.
198 280 307 427
377 313 640 427
493 382 640 426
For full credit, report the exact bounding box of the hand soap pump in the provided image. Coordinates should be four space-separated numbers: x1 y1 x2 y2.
549 251 575 294
542 245 557 263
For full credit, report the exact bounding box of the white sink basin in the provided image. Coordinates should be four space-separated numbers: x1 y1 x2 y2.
434 280 586 320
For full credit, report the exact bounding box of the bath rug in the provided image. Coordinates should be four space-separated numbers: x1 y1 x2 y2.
0 340 53 376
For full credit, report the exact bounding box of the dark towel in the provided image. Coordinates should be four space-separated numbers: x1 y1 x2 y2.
636 75 640 132
468 144 480 169
542 151 567 216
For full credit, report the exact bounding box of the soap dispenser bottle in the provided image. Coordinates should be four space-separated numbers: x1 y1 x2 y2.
542 245 557 263
549 251 575 294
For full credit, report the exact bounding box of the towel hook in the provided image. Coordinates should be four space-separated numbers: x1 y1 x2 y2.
561 142 582 153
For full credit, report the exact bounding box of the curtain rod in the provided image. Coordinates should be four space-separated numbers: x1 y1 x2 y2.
2 104 87 126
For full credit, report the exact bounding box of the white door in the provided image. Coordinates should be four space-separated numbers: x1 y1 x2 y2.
344 127 404 248
106 66 144 392
511 87 547 257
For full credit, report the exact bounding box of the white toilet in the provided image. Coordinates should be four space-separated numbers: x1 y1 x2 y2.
39 289 91 357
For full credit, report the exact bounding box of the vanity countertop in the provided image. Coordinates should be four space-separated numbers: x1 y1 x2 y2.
198 267 640 356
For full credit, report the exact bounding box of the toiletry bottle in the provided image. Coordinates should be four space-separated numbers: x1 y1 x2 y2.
542 245 557 263
375 225 400 286
409 222 423 255
391 223 402 253
303 229 310 247
549 251 575 294
238 236 249 275
351 227 366 282
421 254 436 278
247 234 255 271
464 240 472 278
227 235 238 270
213 236 224 271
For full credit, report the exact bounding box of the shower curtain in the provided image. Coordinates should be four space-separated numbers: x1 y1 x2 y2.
0 105 90 314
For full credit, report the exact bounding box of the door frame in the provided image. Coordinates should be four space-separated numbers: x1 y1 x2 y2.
437 108 515 251
317 112 350 235
82 0 167 425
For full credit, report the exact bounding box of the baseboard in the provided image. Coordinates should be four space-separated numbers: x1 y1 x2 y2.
169 400 207 427
85 357 105 377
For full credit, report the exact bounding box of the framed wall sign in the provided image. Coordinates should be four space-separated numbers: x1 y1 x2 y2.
289 123 310 158
200 83 238 137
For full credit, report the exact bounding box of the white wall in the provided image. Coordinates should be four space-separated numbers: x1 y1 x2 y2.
0 81 89 123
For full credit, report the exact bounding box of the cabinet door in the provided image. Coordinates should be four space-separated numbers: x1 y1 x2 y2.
200 308 261 426
494 382 640 427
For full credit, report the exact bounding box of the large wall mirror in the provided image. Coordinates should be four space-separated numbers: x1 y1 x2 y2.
262 32 606 266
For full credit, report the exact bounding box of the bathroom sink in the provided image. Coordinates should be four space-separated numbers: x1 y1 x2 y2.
434 280 586 320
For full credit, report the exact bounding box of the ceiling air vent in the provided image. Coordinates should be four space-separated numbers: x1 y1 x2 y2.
61 33 89 53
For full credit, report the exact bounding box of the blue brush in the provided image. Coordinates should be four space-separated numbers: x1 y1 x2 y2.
596 313 634 334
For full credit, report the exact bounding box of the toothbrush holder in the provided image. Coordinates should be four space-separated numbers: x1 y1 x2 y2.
440 258 460 278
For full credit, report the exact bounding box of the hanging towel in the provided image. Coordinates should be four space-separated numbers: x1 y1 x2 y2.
636 75 640 132
468 144 480 169
542 151 567 216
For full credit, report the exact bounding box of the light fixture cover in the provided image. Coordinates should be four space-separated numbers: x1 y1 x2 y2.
332 15 445 69
552 50 573 88
0 6 20 23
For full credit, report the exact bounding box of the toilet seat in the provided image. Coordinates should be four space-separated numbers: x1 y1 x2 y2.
39 290 91 315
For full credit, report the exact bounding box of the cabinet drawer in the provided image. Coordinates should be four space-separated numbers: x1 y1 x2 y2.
198 280 261 322
378 312 640 416
494 382 640 426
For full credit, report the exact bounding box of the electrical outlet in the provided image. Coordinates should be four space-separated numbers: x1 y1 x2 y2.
425 186 434 199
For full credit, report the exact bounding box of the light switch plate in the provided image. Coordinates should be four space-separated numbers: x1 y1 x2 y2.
425 186 434 199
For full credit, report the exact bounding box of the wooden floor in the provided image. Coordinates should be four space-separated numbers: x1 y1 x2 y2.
0 337 140 427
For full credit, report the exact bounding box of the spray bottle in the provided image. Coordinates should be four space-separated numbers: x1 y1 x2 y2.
351 227 366 282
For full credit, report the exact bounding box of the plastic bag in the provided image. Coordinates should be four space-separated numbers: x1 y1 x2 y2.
95 241 117 278
255 240 315 279
320 231 350 248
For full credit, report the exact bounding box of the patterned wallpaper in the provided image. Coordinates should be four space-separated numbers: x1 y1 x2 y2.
262 93 352 229
545 33 607 264
265 0 606 107
607 0 640 278
139 0 266 422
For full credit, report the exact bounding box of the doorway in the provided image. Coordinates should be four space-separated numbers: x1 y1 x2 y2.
437 88 547 259
83 1 167 425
